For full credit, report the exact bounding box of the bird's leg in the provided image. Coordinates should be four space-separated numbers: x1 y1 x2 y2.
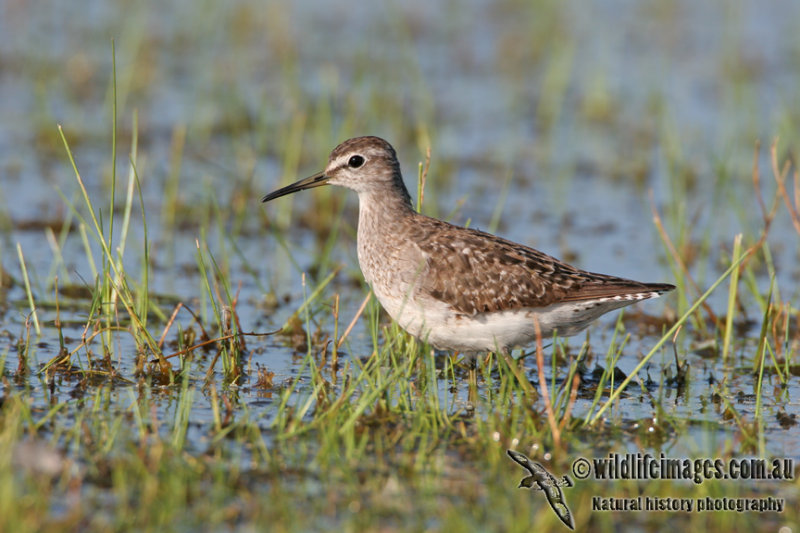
467 354 478 403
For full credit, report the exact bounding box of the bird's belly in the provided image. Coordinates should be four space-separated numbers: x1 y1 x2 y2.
371 290 635 353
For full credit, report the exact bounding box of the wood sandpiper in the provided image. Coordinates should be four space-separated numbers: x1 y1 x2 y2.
263 136 675 354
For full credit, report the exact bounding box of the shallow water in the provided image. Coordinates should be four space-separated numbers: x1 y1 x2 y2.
1 0 799 514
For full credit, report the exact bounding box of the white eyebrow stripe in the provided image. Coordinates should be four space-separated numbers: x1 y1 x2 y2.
332 154 350 166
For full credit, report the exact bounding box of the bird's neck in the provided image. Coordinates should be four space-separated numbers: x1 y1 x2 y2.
356 177 415 219
357 189 416 230
355 187 417 286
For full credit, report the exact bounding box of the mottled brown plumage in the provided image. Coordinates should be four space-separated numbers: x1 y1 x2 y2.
263 136 675 352
408 217 674 315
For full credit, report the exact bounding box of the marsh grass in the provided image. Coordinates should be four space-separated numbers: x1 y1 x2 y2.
3 120 799 529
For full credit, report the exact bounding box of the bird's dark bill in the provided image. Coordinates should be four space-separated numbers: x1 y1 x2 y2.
262 171 329 202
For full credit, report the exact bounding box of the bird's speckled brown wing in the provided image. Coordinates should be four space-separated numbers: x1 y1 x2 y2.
409 214 672 315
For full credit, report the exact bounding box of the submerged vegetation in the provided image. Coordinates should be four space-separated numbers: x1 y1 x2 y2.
1 0 799 531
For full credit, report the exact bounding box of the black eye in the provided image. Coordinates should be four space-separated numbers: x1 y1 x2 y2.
348 155 364 168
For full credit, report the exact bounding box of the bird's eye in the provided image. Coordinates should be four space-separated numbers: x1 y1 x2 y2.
348 155 365 168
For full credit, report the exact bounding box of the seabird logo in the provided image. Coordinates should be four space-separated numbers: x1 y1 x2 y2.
507 450 575 530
